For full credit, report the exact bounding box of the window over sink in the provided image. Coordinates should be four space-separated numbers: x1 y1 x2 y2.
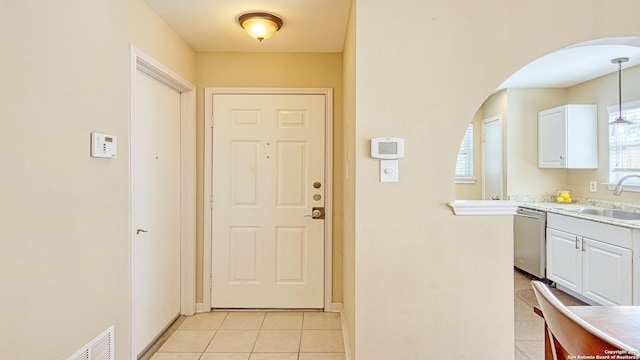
609 100 640 186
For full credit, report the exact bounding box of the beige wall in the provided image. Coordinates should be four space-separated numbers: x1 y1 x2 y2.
194 52 345 303
457 88 570 200
567 64 640 202
351 0 640 358
506 88 568 197
0 0 195 358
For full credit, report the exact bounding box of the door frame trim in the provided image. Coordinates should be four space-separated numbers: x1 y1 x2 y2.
201 87 334 312
129 46 196 357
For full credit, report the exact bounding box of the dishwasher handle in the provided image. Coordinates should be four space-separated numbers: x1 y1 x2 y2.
515 213 542 220
516 208 545 218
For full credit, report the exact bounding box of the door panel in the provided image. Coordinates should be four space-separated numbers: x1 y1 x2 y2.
483 117 502 200
276 227 307 282
232 141 260 205
133 71 181 355
546 228 582 293
230 227 259 282
583 238 632 305
212 94 325 309
277 142 306 206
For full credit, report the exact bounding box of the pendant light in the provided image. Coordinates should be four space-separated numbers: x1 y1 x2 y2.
238 12 283 42
610 57 631 127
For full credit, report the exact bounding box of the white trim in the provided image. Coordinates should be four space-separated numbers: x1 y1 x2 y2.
339 305 351 360
202 87 334 312
454 177 477 184
447 200 520 215
130 46 196 358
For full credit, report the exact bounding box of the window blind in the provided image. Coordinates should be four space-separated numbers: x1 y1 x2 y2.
609 101 640 184
456 124 473 178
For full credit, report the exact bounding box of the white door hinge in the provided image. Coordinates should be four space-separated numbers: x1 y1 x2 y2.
209 196 214 208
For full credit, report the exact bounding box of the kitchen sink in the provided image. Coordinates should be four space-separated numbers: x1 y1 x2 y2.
565 207 640 220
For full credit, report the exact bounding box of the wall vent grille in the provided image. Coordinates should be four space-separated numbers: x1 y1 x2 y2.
68 325 114 360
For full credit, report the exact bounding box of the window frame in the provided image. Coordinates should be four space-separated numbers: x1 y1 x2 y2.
607 100 640 192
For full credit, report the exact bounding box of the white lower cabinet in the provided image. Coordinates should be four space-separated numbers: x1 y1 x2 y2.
546 228 582 293
582 238 632 305
546 214 633 306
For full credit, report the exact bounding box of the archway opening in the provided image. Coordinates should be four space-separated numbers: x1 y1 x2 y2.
452 36 640 359
454 36 640 201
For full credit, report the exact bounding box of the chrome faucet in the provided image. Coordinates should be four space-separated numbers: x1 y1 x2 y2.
612 174 640 195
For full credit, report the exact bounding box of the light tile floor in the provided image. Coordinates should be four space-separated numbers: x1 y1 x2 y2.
149 311 345 360
146 271 547 360
514 270 545 360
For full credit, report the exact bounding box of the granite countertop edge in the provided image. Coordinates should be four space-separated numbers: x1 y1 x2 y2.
517 200 640 230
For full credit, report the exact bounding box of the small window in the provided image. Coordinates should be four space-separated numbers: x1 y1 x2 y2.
609 100 640 185
455 124 474 181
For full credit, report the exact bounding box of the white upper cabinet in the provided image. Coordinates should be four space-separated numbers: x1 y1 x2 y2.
538 104 598 169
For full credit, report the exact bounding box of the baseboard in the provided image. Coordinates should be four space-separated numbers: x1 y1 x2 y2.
195 302 210 313
329 302 343 312
338 304 351 360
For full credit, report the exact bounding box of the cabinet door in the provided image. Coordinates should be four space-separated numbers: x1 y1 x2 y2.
538 107 567 168
582 238 632 306
546 228 581 292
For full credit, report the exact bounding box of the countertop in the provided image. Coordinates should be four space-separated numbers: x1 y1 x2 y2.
518 201 640 230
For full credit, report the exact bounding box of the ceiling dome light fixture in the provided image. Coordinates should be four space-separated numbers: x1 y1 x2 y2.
610 57 632 127
238 12 283 42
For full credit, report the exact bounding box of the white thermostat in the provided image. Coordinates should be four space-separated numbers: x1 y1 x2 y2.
371 137 404 183
371 137 405 159
91 132 117 158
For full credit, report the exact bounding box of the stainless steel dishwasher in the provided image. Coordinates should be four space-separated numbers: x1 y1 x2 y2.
514 207 547 279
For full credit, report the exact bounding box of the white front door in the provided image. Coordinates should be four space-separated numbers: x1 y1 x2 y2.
483 116 503 200
211 94 326 309
133 70 182 355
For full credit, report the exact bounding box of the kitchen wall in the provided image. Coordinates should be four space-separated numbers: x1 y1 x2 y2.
351 0 640 358
457 64 640 203
567 64 640 202
0 0 196 358
506 88 567 196
195 52 345 303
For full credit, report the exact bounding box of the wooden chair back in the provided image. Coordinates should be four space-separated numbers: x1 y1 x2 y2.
531 281 636 360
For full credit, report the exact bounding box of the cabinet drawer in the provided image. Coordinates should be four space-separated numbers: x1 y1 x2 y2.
547 213 632 249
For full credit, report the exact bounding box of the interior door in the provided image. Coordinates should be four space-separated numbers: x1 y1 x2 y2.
211 94 325 309
133 70 182 355
483 116 503 200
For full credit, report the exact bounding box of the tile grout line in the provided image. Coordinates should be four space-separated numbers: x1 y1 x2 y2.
296 313 305 358
199 311 229 358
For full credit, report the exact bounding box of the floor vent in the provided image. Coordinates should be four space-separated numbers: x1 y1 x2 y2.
68 325 114 360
